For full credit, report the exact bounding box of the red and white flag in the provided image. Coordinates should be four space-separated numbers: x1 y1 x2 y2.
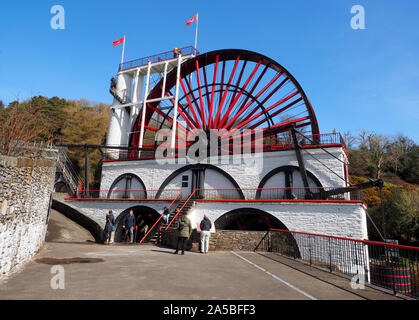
113 36 125 47
186 13 198 26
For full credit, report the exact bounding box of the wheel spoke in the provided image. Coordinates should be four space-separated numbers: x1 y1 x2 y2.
165 90 199 130
224 64 269 130
213 56 241 127
179 77 202 129
226 73 285 131
146 102 191 138
208 55 219 128
184 75 205 128
248 97 303 129
202 65 211 124
218 61 261 129
229 79 292 132
195 60 206 130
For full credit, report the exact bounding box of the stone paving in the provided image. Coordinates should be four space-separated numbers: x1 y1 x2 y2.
0 241 406 300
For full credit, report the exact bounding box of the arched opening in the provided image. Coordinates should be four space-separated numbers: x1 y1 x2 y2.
156 164 244 200
215 208 287 231
114 206 160 243
214 208 301 257
107 173 147 199
256 165 323 200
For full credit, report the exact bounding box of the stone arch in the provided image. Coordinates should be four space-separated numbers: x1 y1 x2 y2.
256 165 323 199
107 173 147 199
114 205 160 243
155 164 245 199
214 207 288 231
51 199 103 242
214 207 301 257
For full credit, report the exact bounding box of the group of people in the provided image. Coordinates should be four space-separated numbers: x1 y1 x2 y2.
103 207 213 254
103 209 142 244
173 210 212 255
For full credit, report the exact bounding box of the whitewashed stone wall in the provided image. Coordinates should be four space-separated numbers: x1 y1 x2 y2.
0 155 56 276
189 201 368 240
62 200 174 229
61 199 367 240
100 147 348 198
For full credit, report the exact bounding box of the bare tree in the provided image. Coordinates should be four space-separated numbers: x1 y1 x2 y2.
0 102 50 156
358 130 391 179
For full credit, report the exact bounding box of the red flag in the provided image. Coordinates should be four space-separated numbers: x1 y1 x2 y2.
113 36 125 47
186 13 198 26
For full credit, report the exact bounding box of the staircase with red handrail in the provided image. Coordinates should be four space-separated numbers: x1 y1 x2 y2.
139 190 184 244
145 189 198 246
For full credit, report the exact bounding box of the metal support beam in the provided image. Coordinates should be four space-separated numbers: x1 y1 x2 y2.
161 61 169 99
170 54 182 150
139 61 152 148
84 145 89 197
290 124 312 199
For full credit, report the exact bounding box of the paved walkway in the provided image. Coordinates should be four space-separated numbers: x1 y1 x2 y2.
0 242 405 300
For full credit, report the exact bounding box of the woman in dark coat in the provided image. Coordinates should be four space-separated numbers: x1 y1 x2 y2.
104 210 115 244
174 212 192 255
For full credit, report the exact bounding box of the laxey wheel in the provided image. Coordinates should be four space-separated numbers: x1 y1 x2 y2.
130 49 319 156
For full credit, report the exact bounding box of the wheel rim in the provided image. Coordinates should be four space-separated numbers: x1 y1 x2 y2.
130 49 319 151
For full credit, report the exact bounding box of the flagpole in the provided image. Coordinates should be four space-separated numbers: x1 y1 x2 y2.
121 35 126 65
194 14 199 50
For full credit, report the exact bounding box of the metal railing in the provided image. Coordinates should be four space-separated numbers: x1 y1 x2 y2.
139 190 183 244
102 132 347 162
197 187 363 202
264 132 346 150
65 186 363 203
165 189 198 230
56 147 84 196
118 46 199 71
65 188 182 200
255 228 419 298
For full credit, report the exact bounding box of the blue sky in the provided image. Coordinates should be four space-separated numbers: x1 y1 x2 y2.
1 0 418 142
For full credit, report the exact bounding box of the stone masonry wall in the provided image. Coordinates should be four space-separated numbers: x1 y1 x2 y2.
163 230 269 252
0 155 56 276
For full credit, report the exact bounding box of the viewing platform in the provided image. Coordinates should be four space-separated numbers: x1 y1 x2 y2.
118 46 199 73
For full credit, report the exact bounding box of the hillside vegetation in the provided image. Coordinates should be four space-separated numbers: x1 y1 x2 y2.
0 96 110 187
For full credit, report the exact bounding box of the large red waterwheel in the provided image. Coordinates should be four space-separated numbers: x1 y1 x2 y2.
130 49 319 154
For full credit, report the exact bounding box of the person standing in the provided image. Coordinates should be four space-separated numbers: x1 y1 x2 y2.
122 210 136 243
199 214 212 253
162 207 170 224
104 210 115 245
174 212 192 255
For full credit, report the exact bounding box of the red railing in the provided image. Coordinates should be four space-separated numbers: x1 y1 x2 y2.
102 132 347 162
139 190 183 244
64 188 182 201
65 186 362 203
195 187 363 202
165 189 198 230
255 228 419 298
118 46 199 71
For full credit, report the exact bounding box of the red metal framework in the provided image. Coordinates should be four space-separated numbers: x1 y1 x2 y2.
129 49 320 155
